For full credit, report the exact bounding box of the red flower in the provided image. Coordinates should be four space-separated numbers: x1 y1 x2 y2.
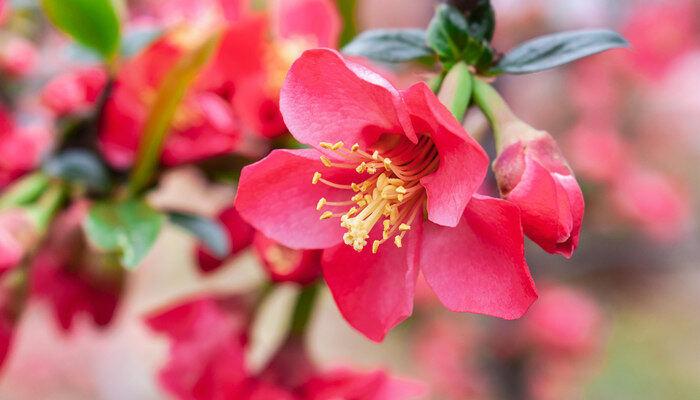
196 206 256 273
236 49 537 341
146 296 252 400
0 107 51 189
99 28 241 168
253 232 322 285
41 66 107 117
30 201 123 331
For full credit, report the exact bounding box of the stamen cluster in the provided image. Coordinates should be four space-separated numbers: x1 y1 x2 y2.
312 137 438 253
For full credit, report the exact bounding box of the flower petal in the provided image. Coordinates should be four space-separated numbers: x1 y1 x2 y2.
280 48 415 148
236 149 355 249
321 221 421 341
403 82 489 227
274 0 341 48
420 195 537 319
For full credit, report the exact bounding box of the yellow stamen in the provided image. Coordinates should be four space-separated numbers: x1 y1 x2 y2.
312 172 322 184
332 141 344 150
372 240 380 254
394 235 403 248
320 156 332 167
320 142 333 149
399 223 411 231
316 198 327 210
351 143 360 152
320 211 334 220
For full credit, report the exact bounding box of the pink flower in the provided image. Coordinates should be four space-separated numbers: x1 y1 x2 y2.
236 49 537 341
41 66 107 117
30 201 123 331
146 296 252 400
0 35 36 77
0 108 51 188
621 0 698 81
253 233 322 285
301 369 425 400
610 167 691 242
521 285 602 356
565 121 628 184
0 209 36 276
196 206 256 273
493 128 584 258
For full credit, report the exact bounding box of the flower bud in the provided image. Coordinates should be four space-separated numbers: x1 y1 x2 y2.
493 129 584 258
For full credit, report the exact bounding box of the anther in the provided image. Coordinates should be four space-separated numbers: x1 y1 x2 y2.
316 198 327 210
372 150 380 160
399 223 411 231
332 141 344 150
356 162 367 173
396 186 407 194
320 211 333 220
372 240 380 254
394 235 403 248
312 172 322 184
383 158 392 168
351 143 360 152
320 142 333 149
351 182 361 192
320 156 332 167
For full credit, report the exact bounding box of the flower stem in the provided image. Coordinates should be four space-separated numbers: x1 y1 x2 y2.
437 61 473 121
289 283 320 337
471 78 518 150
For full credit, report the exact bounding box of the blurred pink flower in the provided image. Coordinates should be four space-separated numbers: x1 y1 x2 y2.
610 167 691 242
0 108 52 188
30 201 123 331
621 0 698 81
522 285 602 356
41 66 107 117
0 209 36 276
0 35 36 77
565 120 628 184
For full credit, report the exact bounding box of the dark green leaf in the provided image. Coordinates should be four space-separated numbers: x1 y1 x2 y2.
342 29 434 63
40 0 121 60
426 4 471 63
84 199 165 269
169 212 230 259
43 150 110 193
462 0 495 40
496 29 629 74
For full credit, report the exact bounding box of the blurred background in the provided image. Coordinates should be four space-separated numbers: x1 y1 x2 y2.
0 0 698 399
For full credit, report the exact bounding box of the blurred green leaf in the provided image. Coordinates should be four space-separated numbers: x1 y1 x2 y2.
495 29 629 74
40 0 121 60
169 212 230 258
84 199 164 268
438 61 473 121
128 31 221 195
43 150 110 193
464 0 495 41
342 29 434 63
336 0 357 47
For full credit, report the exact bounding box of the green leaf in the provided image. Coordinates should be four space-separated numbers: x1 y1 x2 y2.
40 0 121 60
342 29 434 63
427 4 471 63
169 212 230 258
43 150 110 193
495 29 629 74
128 32 221 194
84 199 165 269
336 0 357 48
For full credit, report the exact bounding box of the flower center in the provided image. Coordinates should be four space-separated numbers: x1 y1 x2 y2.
312 136 438 253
